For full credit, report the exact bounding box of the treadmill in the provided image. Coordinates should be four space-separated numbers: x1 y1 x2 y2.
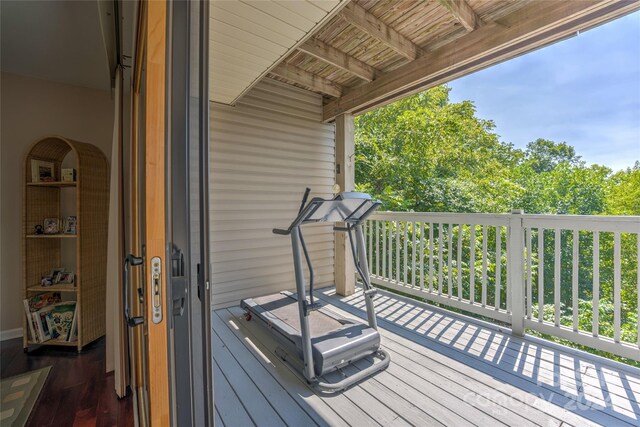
241 189 390 392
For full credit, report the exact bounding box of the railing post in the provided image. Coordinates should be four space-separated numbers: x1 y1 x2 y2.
334 113 356 296
508 209 525 337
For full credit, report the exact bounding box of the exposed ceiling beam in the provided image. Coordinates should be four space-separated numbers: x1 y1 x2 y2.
271 63 343 98
297 38 378 82
338 2 420 60
438 0 481 31
324 0 640 122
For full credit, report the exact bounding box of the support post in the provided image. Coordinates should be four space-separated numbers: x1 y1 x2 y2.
335 113 355 296
508 209 525 336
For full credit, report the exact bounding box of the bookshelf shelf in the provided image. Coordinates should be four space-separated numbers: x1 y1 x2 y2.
26 234 77 239
27 339 78 347
23 136 108 352
27 284 77 293
27 181 77 188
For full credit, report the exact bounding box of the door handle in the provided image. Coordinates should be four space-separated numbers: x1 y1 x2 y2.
124 254 144 327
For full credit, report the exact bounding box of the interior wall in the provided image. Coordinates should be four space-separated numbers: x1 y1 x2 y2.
0 72 114 337
210 79 336 307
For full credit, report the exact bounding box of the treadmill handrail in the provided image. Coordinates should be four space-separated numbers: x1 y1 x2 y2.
272 192 381 237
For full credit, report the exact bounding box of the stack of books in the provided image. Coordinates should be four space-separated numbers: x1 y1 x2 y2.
23 292 78 343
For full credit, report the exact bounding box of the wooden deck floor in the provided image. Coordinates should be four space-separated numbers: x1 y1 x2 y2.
213 287 640 427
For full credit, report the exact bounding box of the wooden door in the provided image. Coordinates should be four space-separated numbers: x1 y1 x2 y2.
127 2 212 425
142 1 171 424
128 1 171 425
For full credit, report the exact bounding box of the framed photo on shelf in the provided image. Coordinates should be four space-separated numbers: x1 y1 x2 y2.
43 218 60 234
57 271 75 285
50 268 64 283
63 216 77 234
30 159 55 183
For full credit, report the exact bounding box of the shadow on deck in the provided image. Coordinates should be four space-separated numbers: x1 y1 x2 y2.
213 286 640 426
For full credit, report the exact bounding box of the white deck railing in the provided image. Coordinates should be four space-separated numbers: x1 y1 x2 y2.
365 211 640 360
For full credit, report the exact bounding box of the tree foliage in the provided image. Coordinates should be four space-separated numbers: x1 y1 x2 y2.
355 86 519 213
355 85 639 364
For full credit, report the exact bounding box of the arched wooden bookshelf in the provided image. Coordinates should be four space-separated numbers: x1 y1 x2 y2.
23 136 109 352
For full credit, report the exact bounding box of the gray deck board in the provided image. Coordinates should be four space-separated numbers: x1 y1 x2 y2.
213 286 640 426
212 331 289 427
324 288 640 424
225 306 385 427
213 309 338 427
211 329 318 427
213 360 255 427
348 291 640 406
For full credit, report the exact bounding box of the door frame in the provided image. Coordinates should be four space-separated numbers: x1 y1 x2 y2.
127 1 213 425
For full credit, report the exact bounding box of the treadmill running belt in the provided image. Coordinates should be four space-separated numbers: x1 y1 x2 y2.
254 294 344 337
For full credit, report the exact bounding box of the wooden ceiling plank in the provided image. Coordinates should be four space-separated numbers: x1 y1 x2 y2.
297 38 378 82
337 2 420 60
271 63 343 97
323 0 640 121
438 0 481 31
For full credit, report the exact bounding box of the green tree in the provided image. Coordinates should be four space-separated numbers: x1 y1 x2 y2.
607 161 640 215
355 84 639 364
355 86 519 213
524 138 580 172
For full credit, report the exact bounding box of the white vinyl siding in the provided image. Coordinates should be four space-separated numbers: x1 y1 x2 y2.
209 0 344 105
210 79 335 307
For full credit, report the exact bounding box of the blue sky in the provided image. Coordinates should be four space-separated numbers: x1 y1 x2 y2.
448 11 640 172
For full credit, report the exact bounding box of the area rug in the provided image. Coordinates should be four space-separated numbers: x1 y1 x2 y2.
0 366 51 427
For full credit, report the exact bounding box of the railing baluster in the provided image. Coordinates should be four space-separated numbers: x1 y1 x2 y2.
447 224 453 298
388 221 393 282
637 233 639 348
382 221 387 279
420 222 425 292
403 222 408 285
396 221 400 284
375 220 380 276
481 225 488 307
614 232 621 343
438 223 444 295
429 223 434 293
554 228 561 327
538 228 544 323
457 225 463 300
496 226 502 310
363 220 367 264
470 224 475 304
506 225 511 312
572 230 579 332
368 220 373 274
526 228 532 319
593 231 599 337
412 222 417 287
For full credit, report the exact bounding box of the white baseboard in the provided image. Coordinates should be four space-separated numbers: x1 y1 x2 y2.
0 328 23 341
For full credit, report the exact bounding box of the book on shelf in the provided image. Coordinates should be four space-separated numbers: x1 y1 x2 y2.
46 302 77 341
68 304 78 342
23 299 38 342
23 292 61 341
33 307 55 342
23 292 80 343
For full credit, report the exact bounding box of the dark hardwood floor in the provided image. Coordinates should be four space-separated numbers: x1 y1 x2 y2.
1 337 133 427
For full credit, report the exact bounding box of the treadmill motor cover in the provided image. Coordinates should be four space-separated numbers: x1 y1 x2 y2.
310 324 380 376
